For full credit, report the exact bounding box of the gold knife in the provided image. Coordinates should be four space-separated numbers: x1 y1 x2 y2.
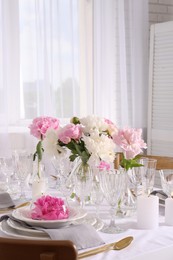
78 236 133 259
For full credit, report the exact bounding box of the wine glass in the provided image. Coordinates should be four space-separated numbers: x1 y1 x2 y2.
139 158 157 195
99 168 126 233
14 151 33 199
51 155 76 201
159 169 173 197
0 157 15 192
90 173 104 230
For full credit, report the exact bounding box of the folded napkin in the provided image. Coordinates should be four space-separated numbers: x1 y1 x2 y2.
0 215 104 250
43 223 104 250
0 192 15 209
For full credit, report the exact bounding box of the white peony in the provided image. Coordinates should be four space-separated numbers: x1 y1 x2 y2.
80 115 108 134
42 128 67 158
82 131 116 167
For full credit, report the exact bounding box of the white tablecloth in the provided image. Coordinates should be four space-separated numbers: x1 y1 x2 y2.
1 196 173 259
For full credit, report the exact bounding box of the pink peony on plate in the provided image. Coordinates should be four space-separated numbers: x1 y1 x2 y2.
12 206 87 229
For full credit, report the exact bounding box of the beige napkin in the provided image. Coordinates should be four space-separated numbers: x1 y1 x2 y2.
0 192 14 209
42 223 104 250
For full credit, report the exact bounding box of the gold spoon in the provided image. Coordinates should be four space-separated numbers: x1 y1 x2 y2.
78 236 133 259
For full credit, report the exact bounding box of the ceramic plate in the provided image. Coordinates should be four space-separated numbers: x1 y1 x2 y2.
12 206 87 228
0 220 49 240
7 218 47 237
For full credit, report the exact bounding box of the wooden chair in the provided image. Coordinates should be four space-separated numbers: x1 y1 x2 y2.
114 152 173 170
0 238 78 260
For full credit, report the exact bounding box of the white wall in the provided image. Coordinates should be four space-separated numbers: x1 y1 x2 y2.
149 0 173 26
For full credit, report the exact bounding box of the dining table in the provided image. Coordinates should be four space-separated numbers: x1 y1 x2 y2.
1 189 173 260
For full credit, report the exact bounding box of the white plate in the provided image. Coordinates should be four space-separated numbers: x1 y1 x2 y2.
0 220 49 240
7 219 47 237
12 206 87 228
75 214 97 226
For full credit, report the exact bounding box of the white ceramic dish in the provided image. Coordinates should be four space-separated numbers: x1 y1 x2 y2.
12 206 87 228
0 220 49 240
7 218 47 237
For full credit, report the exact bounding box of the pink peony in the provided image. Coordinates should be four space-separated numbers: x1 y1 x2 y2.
105 118 118 137
113 127 147 160
58 123 82 144
98 161 111 171
29 117 60 140
31 195 69 220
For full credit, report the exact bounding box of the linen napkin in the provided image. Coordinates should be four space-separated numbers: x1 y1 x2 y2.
0 192 15 209
0 215 104 250
42 223 104 250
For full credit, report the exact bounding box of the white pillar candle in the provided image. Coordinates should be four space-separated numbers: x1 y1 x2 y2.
165 198 173 225
137 195 159 229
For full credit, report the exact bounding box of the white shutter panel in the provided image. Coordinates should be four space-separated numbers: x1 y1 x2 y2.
148 21 173 156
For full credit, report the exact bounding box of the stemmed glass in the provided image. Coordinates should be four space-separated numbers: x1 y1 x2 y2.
99 168 126 233
159 169 173 198
13 151 33 199
90 172 104 230
0 157 15 191
139 158 157 195
51 155 76 203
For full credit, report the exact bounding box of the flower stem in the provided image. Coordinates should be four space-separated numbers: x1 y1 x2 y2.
37 160 40 178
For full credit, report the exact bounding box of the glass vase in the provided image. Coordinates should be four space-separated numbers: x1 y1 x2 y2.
73 160 92 208
31 162 48 201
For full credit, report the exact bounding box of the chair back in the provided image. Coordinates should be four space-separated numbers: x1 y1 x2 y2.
0 238 78 260
114 153 173 170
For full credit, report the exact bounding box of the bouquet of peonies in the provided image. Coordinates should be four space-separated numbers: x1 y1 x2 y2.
42 115 118 169
29 115 147 173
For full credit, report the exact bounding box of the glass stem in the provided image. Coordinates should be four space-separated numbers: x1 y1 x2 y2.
109 206 116 227
20 180 26 199
95 204 100 219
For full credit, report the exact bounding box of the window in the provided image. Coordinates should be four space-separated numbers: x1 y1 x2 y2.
0 0 93 128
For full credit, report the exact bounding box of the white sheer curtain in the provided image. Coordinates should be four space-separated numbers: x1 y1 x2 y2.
94 0 149 136
0 0 149 155
0 0 83 155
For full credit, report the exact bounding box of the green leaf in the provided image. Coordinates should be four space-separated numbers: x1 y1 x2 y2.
70 192 76 199
120 155 144 171
36 141 43 162
69 154 78 162
33 151 37 161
